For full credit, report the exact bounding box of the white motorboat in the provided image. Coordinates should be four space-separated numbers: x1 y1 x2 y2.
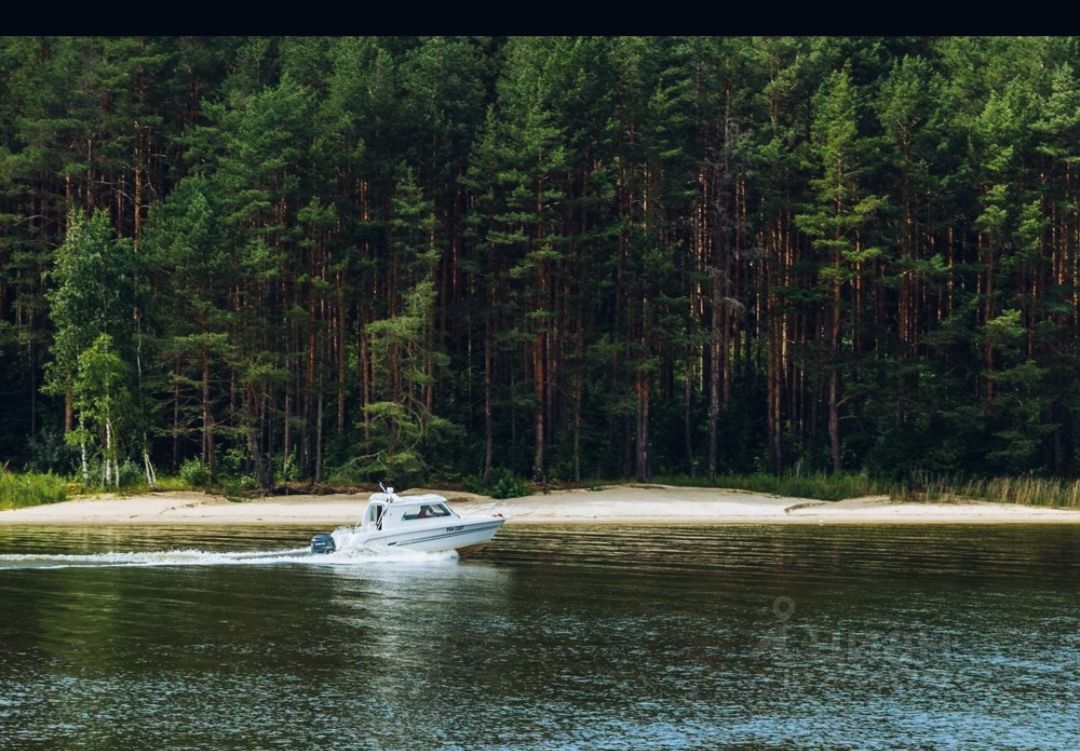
310 487 505 556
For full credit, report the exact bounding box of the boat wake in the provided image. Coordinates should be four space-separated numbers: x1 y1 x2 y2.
0 527 458 570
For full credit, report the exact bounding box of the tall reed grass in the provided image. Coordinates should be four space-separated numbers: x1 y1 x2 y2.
651 471 1080 507
899 475 1080 508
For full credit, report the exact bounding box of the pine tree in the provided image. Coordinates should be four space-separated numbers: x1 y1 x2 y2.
142 178 234 476
466 38 570 483
795 68 885 473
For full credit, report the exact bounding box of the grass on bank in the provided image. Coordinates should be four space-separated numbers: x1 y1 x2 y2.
898 475 1080 508
653 471 1080 508
3 465 1080 510
653 471 891 502
0 470 69 510
0 469 196 510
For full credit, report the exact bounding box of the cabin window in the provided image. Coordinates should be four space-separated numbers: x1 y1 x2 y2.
402 504 452 520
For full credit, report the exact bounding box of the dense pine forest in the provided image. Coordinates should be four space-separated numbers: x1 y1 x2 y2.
3 36 1080 492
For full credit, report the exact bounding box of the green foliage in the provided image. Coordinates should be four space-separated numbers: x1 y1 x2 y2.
4 36 1080 496
117 459 144 488
27 429 79 475
219 446 250 478
280 451 299 483
66 334 137 488
179 458 211 487
43 210 136 399
220 475 258 502
326 449 423 487
467 468 533 499
0 470 68 510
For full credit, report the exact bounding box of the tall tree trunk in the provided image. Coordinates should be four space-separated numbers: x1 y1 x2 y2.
80 431 89 485
767 309 783 476
315 390 324 484
359 303 371 444
202 348 214 478
104 418 113 488
684 355 694 477
983 232 995 401
829 368 841 475
172 362 180 472
483 323 493 481
708 272 721 481
573 376 582 483
303 324 315 474
143 448 156 487
532 336 545 483
283 392 291 478
829 193 843 474
635 370 650 482
337 290 347 436
29 343 37 440
247 396 269 492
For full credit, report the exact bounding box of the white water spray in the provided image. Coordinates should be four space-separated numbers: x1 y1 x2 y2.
0 528 457 571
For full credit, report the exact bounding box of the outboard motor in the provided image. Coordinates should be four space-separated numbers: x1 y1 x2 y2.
310 533 336 554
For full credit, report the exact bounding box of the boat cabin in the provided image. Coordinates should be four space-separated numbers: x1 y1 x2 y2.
361 493 459 532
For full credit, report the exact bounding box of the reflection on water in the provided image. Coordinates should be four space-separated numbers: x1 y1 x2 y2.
0 524 1077 750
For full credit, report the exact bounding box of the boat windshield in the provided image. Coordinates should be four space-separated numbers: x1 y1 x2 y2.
402 503 453 521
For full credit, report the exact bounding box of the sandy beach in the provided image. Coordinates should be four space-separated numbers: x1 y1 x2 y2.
1 484 1078 526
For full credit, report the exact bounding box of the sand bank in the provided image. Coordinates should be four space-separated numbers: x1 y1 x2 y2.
1 484 1078 526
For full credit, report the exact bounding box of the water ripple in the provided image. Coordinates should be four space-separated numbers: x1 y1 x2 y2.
0 524 1076 750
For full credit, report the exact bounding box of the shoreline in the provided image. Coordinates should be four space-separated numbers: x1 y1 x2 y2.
1 484 1078 526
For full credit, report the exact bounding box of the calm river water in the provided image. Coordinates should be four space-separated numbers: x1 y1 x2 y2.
0 524 1077 750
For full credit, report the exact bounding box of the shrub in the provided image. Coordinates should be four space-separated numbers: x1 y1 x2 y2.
220 446 249 477
221 475 257 502
179 457 211 487
118 458 144 488
280 450 299 483
477 468 533 499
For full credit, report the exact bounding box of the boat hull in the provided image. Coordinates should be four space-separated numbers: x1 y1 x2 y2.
360 518 505 555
